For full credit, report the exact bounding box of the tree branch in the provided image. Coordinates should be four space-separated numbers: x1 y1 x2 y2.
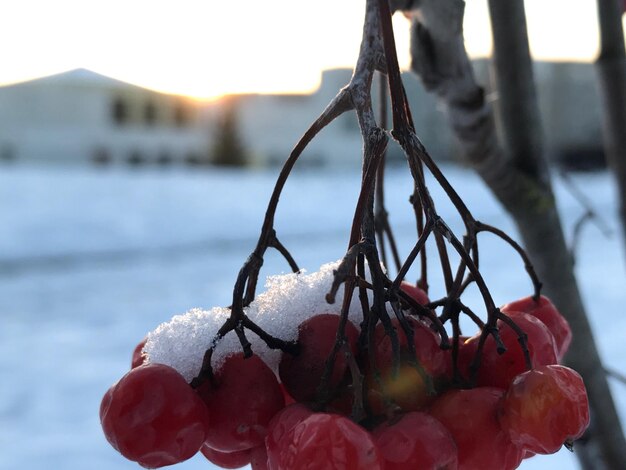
405 0 626 467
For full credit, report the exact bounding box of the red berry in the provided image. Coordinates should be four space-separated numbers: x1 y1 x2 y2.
326 382 356 416
400 281 430 306
279 382 296 405
367 317 449 413
265 403 314 466
374 317 449 378
279 314 359 403
99 363 209 468
523 449 536 459
270 413 384 470
366 363 433 416
198 353 285 452
499 364 590 454
454 335 478 383
373 411 458 469
131 338 147 369
200 445 251 468
475 311 558 389
501 295 572 361
249 445 269 470
201 444 268 469
429 387 523 469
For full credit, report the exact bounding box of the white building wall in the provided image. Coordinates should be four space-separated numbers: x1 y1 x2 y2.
0 69 211 166
222 68 452 168
471 59 604 165
229 62 605 169
0 63 606 169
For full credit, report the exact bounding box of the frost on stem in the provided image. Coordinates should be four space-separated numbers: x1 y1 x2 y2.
190 0 540 419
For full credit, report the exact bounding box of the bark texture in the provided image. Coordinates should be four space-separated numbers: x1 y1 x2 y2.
404 0 626 468
595 0 626 259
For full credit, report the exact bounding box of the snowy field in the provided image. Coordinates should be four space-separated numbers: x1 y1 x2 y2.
1 163 624 470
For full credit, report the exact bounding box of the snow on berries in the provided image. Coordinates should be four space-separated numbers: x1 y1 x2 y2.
99 259 590 469
142 261 363 382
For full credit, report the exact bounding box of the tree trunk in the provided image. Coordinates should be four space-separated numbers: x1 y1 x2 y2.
402 0 626 468
595 0 626 260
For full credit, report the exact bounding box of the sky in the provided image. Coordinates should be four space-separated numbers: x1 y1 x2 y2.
0 0 623 100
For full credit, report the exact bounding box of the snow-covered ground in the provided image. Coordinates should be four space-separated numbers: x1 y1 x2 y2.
0 163 624 470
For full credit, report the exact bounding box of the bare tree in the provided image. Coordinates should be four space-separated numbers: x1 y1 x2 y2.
595 0 626 257
402 0 626 467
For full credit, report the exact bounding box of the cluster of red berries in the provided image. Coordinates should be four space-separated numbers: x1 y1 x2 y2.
99 286 589 469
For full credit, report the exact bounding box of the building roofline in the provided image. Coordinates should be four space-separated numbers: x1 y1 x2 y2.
0 68 193 99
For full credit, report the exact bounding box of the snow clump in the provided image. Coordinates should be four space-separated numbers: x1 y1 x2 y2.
143 260 365 382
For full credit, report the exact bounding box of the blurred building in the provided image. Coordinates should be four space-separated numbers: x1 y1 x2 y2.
212 61 605 169
206 69 451 168
472 59 605 170
0 62 606 169
0 68 208 166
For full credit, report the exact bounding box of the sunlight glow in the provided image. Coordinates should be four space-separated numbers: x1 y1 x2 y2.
0 0 623 99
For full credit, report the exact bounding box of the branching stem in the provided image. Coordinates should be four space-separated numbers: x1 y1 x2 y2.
191 0 540 418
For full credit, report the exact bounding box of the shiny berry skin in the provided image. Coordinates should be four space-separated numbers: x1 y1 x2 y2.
429 387 523 470
131 338 147 369
400 281 430 306
326 381 356 416
501 295 572 361
367 317 449 413
373 412 458 469
99 363 210 468
374 317 449 378
279 314 359 403
499 365 590 454
453 336 478 384
366 363 433 416
249 445 269 470
198 353 285 452
475 311 558 389
279 382 296 406
265 403 314 466
269 413 384 470
200 445 251 468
